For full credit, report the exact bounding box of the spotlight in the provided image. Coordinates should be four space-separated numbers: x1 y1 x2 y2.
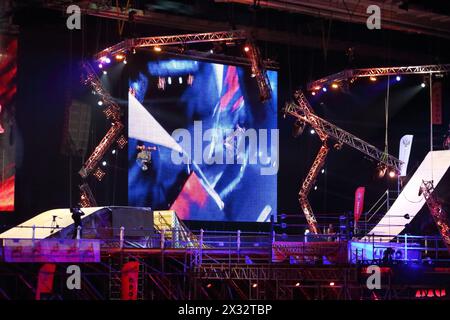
322 87 327 92
102 161 107 167
103 70 107 75
168 77 172 85
154 46 162 52
421 82 426 88
376 163 387 178
112 149 116 155
97 100 103 106
310 129 315 135
115 53 125 61
396 76 401 82
329 282 335 286
321 169 325 174
370 76 377 82
104 57 111 64
98 63 103 69
314 186 318 191
311 91 316 96
388 170 397 178
314 86 321 91
206 283 212 289
179 76 183 84
331 83 339 89
209 49 214 54
295 282 301 287
123 59 127 65
244 45 250 53
252 283 258 288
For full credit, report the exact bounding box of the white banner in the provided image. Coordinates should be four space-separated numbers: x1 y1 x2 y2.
399 135 413 176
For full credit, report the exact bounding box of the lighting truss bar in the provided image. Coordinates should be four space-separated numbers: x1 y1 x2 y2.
244 40 272 102
79 122 124 179
420 180 450 253
307 64 450 91
284 91 403 172
79 183 97 208
95 30 248 60
299 144 328 234
79 62 124 179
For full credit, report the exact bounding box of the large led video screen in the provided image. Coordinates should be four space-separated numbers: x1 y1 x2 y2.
128 57 277 222
0 36 17 212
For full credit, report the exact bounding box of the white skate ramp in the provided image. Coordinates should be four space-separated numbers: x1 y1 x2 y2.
366 150 450 241
0 207 104 240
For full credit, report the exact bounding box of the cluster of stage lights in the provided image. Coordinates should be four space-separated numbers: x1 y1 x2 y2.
311 75 428 95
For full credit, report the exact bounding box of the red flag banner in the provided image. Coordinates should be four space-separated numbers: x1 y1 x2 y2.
121 261 139 300
432 82 442 125
35 263 56 300
354 187 366 226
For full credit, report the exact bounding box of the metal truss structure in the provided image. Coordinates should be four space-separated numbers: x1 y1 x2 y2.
307 64 450 91
420 180 450 253
95 30 247 59
284 90 402 232
95 29 272 101
79 183 97 208
79 62 124 179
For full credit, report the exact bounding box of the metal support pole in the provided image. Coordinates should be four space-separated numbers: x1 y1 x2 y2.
119 226 124 249
404 234 408 261
76 226 82 240
199 229 204 265
160 229 165 249
31 225 36 242
430 72 433 152
237 230 241 262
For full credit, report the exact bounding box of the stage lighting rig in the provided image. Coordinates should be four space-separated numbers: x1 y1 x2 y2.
284 90 402 233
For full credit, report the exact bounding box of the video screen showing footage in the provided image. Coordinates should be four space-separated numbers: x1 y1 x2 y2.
128 57 278 222
0 36 17 212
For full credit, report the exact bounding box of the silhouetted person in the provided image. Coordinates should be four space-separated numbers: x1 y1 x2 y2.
70 207 85 239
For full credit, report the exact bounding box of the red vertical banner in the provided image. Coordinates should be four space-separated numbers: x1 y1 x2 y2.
354 187 365 227
121 261 139 300
35 263 56 300
432 82 442 125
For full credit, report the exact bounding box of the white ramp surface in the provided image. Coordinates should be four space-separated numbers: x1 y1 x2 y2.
367 150 450 241
0 207 104 240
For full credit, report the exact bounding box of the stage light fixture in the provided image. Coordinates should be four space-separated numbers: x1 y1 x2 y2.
179 77 183 84
376 163 387 178
97 100 103 106
311 91 316 96
388 170 396 178
115 53 125 61
244 45 250 53
329 282 335 286
321 169 325 174
322 87 327 92
102 161 107 167
331 83 339 89
154 46 162 52
105 57 111 64
310 129 315 135
98 63 103 69
396 76 401 82
421 82 426 88
168 77 172 85
252 283 258 288
370 76 377 82
314 186 318 191
295 282 301 287
206 283 212 289
209 49 214 54
123 59 127 64
103 70 107 75
112 149 116 155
